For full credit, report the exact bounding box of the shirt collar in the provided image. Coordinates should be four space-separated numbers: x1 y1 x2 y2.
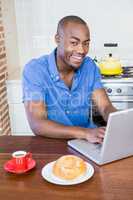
48 49 60 82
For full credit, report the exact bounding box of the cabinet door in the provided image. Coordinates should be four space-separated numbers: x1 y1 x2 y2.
9 103 34 135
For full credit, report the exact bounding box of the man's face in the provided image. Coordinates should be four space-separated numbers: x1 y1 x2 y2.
55 22 90 70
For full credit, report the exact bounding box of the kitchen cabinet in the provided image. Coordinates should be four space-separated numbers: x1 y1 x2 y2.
6 80 34 135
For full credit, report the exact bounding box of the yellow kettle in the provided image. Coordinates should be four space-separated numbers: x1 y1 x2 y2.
98 54 122 75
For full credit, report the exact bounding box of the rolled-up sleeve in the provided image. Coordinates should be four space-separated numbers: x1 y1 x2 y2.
92 65 103 91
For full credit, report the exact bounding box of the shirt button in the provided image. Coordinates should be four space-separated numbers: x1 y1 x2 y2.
53 75 59 81
67 92 71 97
50 74 54 78
66 110 70 114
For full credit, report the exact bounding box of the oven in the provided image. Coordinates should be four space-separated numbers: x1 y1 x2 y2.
103 81 133 110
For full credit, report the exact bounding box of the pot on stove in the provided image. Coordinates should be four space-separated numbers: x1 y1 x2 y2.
98 53 123 76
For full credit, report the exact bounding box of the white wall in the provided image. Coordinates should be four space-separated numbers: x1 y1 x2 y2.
14 0 133 69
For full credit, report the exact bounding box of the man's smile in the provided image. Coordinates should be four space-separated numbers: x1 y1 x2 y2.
70 54 84 63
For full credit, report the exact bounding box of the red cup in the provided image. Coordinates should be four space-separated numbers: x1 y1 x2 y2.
12 151 32 171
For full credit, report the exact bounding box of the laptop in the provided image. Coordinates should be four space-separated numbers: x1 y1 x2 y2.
68 108 133 165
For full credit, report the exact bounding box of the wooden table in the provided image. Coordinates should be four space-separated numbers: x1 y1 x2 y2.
0 136 133 200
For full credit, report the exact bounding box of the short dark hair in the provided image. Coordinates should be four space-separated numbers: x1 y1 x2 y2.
57 15 87 34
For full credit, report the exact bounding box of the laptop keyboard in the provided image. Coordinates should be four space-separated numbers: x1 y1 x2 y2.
68 139 103 162
88 143 102 152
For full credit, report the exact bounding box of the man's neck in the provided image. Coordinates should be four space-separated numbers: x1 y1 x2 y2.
55 50 75 89
55 50 75 76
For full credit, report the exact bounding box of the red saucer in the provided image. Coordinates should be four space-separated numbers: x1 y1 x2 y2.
4 159 36 174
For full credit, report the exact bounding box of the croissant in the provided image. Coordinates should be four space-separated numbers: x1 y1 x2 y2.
53 155 87 180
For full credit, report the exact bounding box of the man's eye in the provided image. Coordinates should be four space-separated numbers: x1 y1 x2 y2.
84 43 89 47
71 41 78 46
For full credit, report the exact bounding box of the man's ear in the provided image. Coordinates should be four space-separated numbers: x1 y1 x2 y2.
55 34 60 45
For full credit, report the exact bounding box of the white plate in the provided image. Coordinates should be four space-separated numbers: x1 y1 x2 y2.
41 161 94 185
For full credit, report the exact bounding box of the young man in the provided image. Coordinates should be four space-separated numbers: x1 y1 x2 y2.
22 15 116 143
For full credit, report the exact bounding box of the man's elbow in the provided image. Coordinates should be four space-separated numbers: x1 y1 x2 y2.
28 118 46 136
102 104 117 121
29 122 42 136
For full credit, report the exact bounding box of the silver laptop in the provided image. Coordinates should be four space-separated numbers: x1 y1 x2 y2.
68 108 133 165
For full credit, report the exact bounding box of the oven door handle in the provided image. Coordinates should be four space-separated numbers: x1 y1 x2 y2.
112 99 133 102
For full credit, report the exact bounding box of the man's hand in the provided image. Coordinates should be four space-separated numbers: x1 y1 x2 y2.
84 127 106 144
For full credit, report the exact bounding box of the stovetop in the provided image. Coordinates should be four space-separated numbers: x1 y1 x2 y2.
101 66 133 83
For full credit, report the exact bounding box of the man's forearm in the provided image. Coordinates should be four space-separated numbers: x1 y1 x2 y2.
26 112 107 144
29 118 86 139
102 105 117 122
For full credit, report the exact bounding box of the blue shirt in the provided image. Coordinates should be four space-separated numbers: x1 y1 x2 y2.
22 49 103 128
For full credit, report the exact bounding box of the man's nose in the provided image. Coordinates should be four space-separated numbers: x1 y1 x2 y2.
77 44 84 54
